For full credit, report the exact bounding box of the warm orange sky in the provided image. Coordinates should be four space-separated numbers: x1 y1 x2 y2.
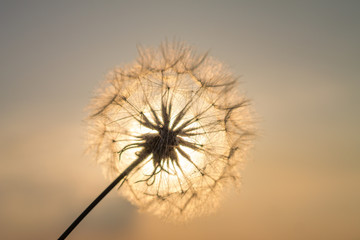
0 1 359 240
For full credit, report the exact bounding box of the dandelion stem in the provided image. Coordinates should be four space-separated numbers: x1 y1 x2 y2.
58 155 146 240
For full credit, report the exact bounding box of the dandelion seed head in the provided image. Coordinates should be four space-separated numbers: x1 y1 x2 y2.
87 41 255 221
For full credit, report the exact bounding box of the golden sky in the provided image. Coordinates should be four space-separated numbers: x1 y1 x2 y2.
0 1 359 239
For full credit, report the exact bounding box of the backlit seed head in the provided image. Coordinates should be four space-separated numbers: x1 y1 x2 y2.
87 41 255 221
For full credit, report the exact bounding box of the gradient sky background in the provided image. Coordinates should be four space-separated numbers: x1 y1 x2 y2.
1 1 359 240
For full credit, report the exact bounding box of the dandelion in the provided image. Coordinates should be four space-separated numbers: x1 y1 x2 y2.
59 41 254 239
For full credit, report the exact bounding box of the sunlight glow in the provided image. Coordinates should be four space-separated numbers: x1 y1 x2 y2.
87 41 254 221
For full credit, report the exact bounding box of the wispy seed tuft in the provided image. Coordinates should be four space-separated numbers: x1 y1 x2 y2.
87 41 255 221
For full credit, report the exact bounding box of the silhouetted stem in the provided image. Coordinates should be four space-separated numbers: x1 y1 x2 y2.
58 155 146 240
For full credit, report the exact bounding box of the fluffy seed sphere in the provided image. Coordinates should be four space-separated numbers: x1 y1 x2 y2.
87 41 255 221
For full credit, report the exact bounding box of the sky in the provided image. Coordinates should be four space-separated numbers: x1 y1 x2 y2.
0 1 359 239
